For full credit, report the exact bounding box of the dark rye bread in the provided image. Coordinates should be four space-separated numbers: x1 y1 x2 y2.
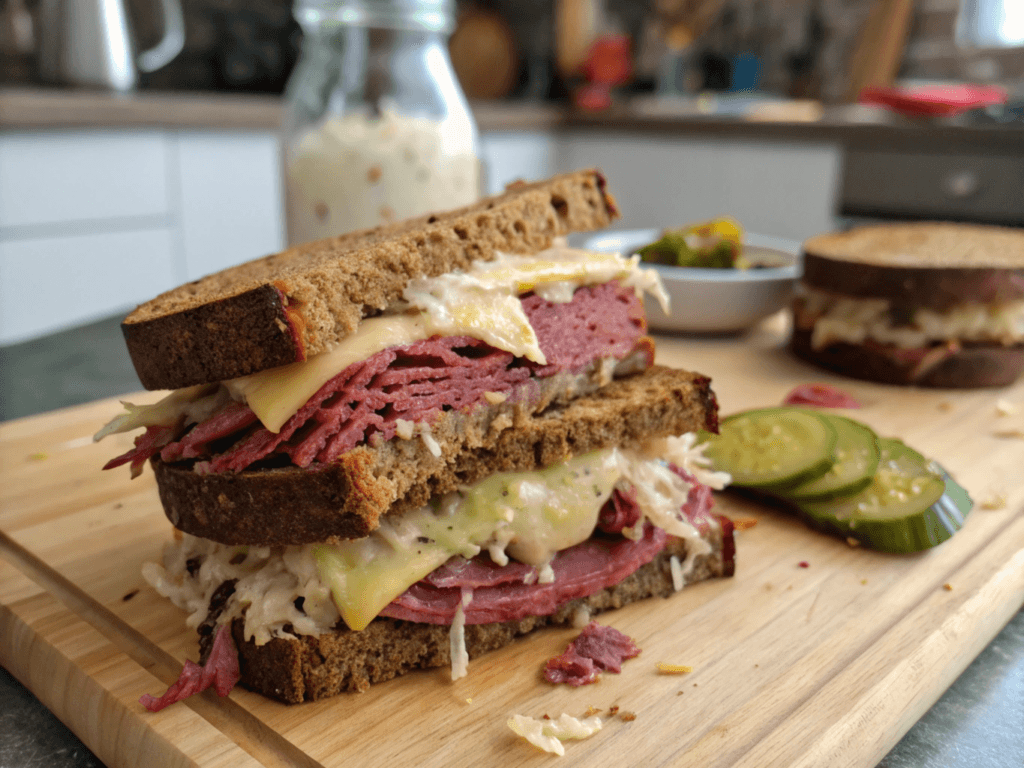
154 364 717 545
791 327 1024 388
802 223 1024 312
123 170 620 390
201 528 734 703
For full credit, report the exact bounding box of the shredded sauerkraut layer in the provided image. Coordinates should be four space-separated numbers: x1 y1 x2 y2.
798 287 1024 351
142 434 729 647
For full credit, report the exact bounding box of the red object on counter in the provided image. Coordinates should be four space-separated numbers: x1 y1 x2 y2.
574 34 632 111
858 84 1007 117
783 384 861 409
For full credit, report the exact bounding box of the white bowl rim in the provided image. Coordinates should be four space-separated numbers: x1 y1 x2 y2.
582 228 802 282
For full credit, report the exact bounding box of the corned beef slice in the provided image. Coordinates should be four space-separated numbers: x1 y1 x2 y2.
139 624 240 712
545 646 600 686
379 524 669 625
597 487 642 534
544 621 641 686
103 423 180 477
144 282 647 473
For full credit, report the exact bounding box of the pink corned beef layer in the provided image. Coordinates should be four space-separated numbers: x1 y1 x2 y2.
380 524 668 625
378 474 720 626
141 281 646 473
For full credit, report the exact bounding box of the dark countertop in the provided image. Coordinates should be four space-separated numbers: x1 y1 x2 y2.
1 315 1022 767
1 86 1021 152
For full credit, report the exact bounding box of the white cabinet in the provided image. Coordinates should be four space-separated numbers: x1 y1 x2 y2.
558 133 840 241
0 130 170 229
481 130 840 242
0 129 285 345
480 132 558 195
0 228 177 343
0 122 839 345
176 132 284 281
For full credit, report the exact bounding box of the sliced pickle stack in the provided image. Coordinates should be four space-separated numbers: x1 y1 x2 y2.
700 408 973 553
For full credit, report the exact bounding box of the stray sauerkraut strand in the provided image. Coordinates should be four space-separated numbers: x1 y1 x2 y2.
507 713 603 756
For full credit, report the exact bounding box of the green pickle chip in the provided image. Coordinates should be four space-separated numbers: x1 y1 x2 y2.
702 407 974 553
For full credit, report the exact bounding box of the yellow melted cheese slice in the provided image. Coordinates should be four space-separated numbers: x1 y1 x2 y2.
312 449 624 631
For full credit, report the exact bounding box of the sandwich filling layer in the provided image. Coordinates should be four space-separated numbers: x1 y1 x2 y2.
142 435 729 644
795 287 1024 351
99 245 667 477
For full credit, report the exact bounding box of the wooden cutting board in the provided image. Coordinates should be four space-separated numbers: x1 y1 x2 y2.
2 315 1023 767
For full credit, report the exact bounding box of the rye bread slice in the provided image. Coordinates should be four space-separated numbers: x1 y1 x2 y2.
153 363 717 546
123 170 620 390
199 525 734 703
802 223 1024 312
790 327 1024 388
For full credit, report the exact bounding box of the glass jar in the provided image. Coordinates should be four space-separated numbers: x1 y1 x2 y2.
283 0 481 245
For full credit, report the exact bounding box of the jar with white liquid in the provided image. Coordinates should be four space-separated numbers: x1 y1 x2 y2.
283 0 481 245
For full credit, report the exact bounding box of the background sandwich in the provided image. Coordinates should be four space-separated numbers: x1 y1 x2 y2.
96 170 735 704
792 222 1024 388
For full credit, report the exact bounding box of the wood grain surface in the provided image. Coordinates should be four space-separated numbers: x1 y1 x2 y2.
2 315 1023 767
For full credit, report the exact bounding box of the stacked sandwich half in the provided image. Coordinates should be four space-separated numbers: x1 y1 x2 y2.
97 170 735 704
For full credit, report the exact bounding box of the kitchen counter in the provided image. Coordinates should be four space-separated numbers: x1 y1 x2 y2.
1 86 1021 152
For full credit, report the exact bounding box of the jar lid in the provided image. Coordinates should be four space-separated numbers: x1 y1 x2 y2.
295 0 454 33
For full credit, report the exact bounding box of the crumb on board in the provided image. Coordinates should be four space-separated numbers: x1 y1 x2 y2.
846 537 861 547
608 705 619 716
28 452 48 461
619 712 637 722
798 561 810 568
937 401 953 412
980 493 1007 510
861 578 868 585
656 662 693 675
466 698 472 705
996 399 1019 416
676 691 685 696
943 583 953 591
583 706 601 718
732 517 758 531
121 589 139 602
993 428 1024 439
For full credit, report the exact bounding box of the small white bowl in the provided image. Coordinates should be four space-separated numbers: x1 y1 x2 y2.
580 228 802 334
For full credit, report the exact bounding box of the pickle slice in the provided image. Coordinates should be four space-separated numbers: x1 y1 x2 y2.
797 438 973 553
781 415 880 501
701 408 837 489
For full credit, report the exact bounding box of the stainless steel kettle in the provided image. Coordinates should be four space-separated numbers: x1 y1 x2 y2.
38 0 185 91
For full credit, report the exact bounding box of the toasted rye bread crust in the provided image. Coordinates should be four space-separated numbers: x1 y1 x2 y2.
790 327 1024 388
154 364 718 545
199 526 734 703
123 170 620 390
802 223 1024 312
